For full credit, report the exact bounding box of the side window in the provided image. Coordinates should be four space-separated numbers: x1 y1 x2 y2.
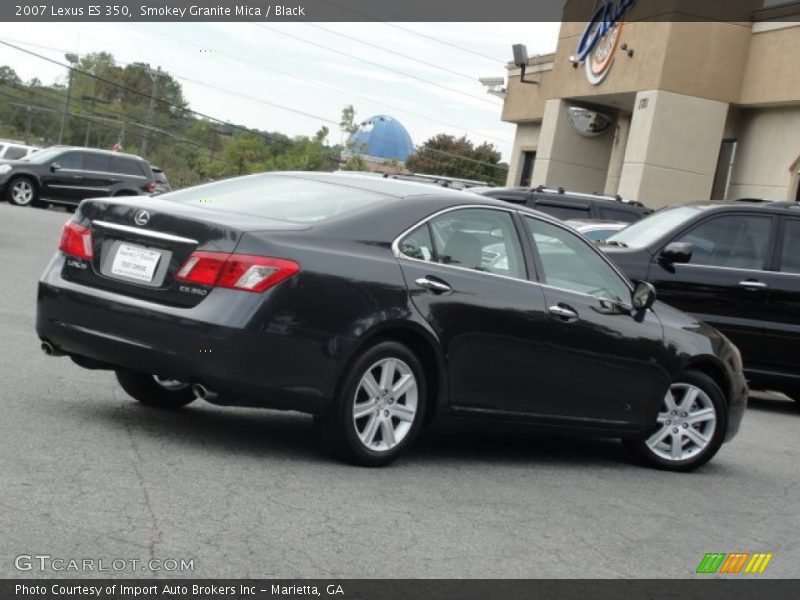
674 214 772 270
535 202 592 221
526 217 630 303
57 152 83 170
5 146 29 160
84 153 111 172
114 157 146 176
779 220 800 274
398 224 435 262
599 206 639 223
426 208 526 280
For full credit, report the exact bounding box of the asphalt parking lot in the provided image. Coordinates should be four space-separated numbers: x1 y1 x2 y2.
1 201 798 579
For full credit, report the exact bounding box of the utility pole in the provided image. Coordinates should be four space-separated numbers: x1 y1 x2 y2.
24 107 33 144
57 53 79 145
140 66 161 157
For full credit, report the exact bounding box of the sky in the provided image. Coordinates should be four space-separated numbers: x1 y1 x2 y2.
0 22 560 161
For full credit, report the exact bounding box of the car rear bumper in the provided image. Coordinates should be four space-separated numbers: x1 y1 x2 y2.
36 254 345 415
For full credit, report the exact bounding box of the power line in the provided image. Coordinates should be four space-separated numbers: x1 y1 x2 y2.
312 0 509 63
302 23 481 83
129 24 512 145
1 41 506 178
251 23 503 108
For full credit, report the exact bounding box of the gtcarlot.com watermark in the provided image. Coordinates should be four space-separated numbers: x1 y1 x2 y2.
15 554 194 573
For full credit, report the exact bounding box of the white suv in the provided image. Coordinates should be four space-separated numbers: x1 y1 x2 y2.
0 141 40 160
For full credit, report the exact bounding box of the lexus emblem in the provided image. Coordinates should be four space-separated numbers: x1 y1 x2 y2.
133 210 150 226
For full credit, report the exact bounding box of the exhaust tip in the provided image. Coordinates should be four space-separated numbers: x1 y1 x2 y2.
191 383 207 400
41 341 63 356
192 383 218 402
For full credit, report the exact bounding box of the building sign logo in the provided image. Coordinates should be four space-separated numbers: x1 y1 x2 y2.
573 0 635 85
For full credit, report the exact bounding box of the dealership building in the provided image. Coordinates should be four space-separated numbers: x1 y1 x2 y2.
498 0 800 207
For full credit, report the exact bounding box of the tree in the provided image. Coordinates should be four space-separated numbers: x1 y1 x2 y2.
0 65 21 86
405 134 506 185
340 104 358 136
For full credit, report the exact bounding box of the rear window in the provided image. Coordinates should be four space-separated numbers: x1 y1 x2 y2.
84 153 111 172
535 202 591 220
114 157 147 176
4 146 29 160
599 206 640 222
166 174 393 223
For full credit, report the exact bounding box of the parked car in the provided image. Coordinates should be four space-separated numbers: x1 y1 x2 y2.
150 166 172 195
601 199 800 400
1 146 155 208
566 219 628 242
36 173 746 470
0 140 40 160
474 185 651 223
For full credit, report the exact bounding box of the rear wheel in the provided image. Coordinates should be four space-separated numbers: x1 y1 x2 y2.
318 341 426 467
6 176 38 207
624 370 727 472
115 370 196 409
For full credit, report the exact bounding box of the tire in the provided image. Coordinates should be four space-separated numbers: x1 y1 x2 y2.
115 370 196 409
624 370 728 472
318 341 427 467
6 176 38 207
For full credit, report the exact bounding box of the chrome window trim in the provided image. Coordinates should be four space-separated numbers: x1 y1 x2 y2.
391 204 531 284
92 220 198 244
675 263 770 275
57 168 149 180
391 204 635 300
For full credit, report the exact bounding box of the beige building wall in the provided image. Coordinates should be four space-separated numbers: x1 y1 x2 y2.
618 90 729 207
727 106 800 200
604 111 631 196
531 99 615 193
506 123 541 186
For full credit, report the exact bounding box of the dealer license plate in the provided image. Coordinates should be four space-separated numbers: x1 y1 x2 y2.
110 243 162 283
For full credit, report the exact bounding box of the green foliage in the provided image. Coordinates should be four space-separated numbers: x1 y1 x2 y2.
0 56 340 188
406 133 506 185
341 154 367 171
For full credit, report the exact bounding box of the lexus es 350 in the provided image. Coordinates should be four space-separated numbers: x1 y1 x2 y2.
36 172 747 471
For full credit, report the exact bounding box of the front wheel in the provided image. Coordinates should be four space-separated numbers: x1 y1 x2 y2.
318 341 427 467
115 370 196 409
624 370 728 472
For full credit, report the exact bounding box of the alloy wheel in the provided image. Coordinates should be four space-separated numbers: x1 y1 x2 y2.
352 357 418 452
646 383 717 461
11 180 34 205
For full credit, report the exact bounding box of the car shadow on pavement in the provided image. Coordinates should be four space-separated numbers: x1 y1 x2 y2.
66 398 640 469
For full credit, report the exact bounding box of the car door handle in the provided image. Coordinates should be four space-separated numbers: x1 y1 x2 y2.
415 277 452 294
738 280 768 290
548 304 579 322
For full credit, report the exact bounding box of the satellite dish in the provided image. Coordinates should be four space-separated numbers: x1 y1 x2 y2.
568 107 612 137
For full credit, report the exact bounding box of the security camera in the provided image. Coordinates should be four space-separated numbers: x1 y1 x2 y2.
512 44 528 68
479 77 505 87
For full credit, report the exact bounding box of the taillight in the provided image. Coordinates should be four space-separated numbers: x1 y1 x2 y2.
176 251 299 293
59 220 93 259
145 182 156 194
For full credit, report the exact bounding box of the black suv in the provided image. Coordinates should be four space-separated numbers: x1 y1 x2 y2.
473 185 652 223
1 147 155 208
601 200 800 400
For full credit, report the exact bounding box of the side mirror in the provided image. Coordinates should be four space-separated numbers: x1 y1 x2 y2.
50 162 61 172
631 281 657 311
659 242 692 265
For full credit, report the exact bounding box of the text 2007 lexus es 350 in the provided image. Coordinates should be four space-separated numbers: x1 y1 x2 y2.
36 172 747 470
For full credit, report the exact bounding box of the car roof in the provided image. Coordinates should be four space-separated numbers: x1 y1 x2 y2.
47 145 147 161
479 185 649 209
665 199 800 215
280 171 506 203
